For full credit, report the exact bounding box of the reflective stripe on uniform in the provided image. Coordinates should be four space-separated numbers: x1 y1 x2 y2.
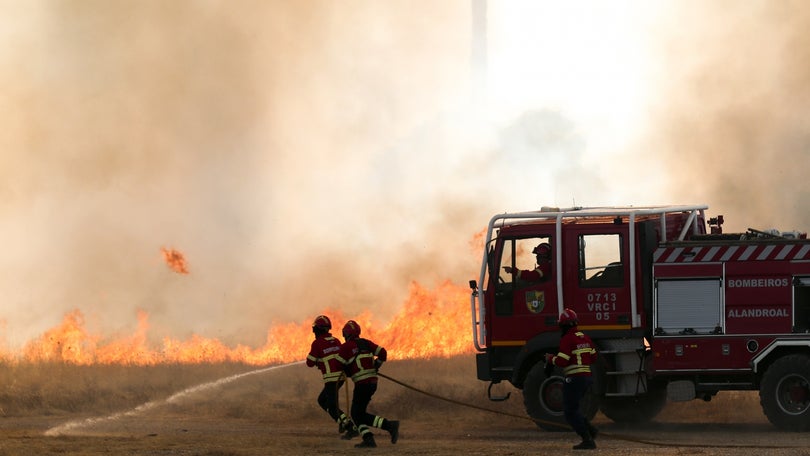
563 340 596 376
349 352 378 382
563 364 592 376
555 331 597 376
572 345 597 362
312 350 344 383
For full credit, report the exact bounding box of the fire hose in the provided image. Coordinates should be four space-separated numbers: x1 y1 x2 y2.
375 371 798 450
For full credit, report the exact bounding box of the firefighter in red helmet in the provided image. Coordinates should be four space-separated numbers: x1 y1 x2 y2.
545 309 599 450
306 315 357 438
336 320 399 448
503 242 552 282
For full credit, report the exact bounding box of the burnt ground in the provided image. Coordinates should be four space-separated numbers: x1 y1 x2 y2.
0 356 807 455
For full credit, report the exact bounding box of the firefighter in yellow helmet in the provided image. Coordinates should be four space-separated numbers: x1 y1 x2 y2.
336 320 399 448
545 309 599 450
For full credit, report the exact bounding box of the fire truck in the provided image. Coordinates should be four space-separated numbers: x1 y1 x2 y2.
469 205 810 431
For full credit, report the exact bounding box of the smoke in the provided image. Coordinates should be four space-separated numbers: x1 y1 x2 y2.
0 1 480 347
647 0 810 232
1 1 808 348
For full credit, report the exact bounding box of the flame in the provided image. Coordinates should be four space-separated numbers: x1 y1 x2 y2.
21 310 99 364
160 247 189 274
1 281 474 365
377 280 471 359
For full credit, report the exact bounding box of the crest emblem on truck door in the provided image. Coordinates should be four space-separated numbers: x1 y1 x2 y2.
526 291 545 313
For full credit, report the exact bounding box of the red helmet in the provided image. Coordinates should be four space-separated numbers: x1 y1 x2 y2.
533 243 551 257
343 320 361 339
558 308 578 326
312 315 332 331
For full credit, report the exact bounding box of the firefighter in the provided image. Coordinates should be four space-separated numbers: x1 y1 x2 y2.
336 320 400 449
306 315 357 438
503 242 552 282
545 308 599 450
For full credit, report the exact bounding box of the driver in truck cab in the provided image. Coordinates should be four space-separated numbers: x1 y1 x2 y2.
503 242 552 282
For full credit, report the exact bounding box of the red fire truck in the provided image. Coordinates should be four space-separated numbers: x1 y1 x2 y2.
469 205 810 431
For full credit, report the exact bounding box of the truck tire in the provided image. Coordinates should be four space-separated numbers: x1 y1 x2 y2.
522 361 599 432
599 383 667 423
760 354 810 431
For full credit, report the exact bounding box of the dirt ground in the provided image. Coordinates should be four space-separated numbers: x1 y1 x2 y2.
0 356 808 455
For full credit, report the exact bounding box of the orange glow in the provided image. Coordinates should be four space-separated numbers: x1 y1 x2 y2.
377 280 471 359
470 227 486 252
3 281 474 365
160 247 189 274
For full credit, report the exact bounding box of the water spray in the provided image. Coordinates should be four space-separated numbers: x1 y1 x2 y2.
44 361 303 436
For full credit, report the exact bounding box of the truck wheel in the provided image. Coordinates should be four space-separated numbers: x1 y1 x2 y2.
600 383 667 423
760 354 810 431
522 362 599 432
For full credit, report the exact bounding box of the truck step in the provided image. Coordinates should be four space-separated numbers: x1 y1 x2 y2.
696 382 755 389
599 349 646 355
604 392 641 397
606 370 644 376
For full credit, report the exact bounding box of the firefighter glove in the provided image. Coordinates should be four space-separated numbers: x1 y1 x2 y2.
374 359 383 371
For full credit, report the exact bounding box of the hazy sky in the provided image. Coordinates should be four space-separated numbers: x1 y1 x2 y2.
0 0 808 348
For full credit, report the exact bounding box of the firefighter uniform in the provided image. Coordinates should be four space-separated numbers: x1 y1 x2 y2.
547 309 599 450
504 242 552 282
512 262 551 282
306 316 354 435
337 320 399 448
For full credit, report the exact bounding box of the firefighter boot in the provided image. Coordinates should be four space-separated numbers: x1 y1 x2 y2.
573 429 596 450
341 424 359 440
354 433 377 448
387 420 400 444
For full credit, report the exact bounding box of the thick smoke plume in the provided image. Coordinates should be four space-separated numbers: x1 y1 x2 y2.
0 2 478 347
648 1 810 232
0 1 808 349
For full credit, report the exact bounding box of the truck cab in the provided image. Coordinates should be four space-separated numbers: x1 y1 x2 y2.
470 205 709 429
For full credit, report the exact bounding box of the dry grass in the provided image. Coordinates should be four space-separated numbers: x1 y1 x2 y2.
0 356 765 423
0 356 801 455
0 356 516 422
0 362 253 417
